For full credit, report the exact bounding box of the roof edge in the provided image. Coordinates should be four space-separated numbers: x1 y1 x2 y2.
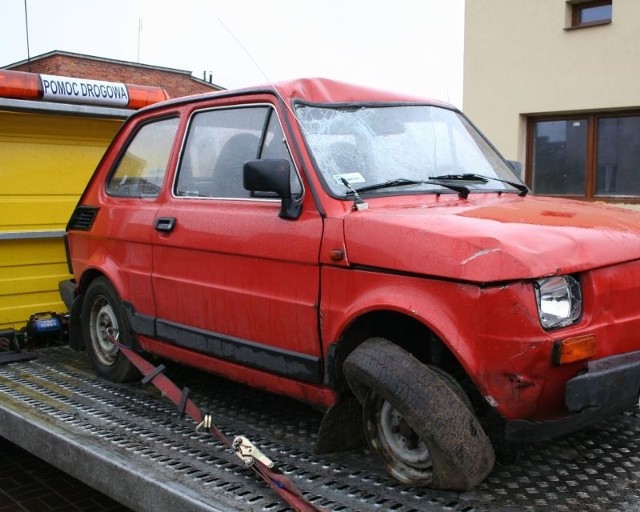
3 50 195 77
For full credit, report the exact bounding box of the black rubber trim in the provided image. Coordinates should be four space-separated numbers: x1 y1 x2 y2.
63 234 73 275
67 292 84 351
58 279 76 310
153 318 323 384
123 304 156 339
565 350 640 412
505 395 638 443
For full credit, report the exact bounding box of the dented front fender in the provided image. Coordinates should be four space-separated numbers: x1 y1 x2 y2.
321 266 555 420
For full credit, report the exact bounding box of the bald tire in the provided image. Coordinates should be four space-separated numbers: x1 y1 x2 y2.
343 337 495 490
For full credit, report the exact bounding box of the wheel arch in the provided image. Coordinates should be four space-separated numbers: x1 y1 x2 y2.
327 308 481 407
77 267 109 295
316 306 501 462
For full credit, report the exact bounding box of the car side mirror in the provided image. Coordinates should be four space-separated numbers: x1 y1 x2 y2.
243 159 302 219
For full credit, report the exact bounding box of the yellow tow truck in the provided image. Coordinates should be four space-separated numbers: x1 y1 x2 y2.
0 69 167 330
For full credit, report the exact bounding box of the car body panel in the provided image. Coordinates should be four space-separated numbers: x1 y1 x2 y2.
343 194 640 283
151 197 323 358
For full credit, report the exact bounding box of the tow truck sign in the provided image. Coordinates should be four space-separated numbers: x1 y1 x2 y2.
41 74 129 107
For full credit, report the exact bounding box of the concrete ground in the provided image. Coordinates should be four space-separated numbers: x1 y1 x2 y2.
0 436 131 512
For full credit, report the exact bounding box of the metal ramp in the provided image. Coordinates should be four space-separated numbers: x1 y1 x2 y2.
0 346 639 512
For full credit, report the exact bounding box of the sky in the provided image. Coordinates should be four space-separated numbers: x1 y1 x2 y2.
0 0 466 107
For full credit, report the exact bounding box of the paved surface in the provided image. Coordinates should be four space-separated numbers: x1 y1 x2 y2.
0 436 131 512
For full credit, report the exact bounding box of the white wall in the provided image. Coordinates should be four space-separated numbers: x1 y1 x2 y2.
463 0 640 162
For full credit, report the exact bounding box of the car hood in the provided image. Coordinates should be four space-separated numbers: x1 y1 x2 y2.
343 195 640 283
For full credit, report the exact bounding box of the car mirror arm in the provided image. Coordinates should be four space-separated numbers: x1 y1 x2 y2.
280 196 302 219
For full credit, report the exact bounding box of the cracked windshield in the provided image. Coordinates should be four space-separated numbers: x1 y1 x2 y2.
296 104 518 197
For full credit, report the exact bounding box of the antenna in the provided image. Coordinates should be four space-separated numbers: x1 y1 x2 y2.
216 18 300 123
137 18 143 63
217 18 269 83
23 0 31 72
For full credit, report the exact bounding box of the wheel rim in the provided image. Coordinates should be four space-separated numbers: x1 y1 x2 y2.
88 295 119 367
379 400 431 467
364 391 432 485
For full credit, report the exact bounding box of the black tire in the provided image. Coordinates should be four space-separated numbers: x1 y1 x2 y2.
81 277 140 382
343 337 495 490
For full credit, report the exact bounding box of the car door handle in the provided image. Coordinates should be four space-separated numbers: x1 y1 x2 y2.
155 217 176 233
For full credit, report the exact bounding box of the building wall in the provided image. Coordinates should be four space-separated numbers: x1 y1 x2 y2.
8 52 222 98
463 0 640 163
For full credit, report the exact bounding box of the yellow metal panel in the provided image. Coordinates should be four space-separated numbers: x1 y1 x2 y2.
0 110 123 232
0 237 65 266
0 238 69 329
0 109 124 328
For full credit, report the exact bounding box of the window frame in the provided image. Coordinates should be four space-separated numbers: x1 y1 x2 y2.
568 0 612 29
526 110 640 203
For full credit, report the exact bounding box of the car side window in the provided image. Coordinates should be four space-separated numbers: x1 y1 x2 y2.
107 117 179 197
175 106 301 199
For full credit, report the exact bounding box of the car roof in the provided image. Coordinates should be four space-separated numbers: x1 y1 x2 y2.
136 77 452 114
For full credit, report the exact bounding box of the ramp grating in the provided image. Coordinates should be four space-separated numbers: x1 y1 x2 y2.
0 346 639 511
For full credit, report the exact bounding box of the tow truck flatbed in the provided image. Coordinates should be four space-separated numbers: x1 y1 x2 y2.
0 346 639 512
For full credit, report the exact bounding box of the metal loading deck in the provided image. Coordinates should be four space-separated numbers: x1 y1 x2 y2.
0 347 639 512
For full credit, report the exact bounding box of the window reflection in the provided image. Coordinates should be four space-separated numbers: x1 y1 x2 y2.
580 4 612 24
532 120 587 196
597 116 640 197
571 1 612 27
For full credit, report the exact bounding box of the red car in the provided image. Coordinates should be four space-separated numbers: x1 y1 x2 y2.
60 78 640 490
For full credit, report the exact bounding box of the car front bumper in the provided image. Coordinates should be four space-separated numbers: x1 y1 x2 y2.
505 350 640 443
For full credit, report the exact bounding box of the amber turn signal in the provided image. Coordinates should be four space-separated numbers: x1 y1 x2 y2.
552 334 596 365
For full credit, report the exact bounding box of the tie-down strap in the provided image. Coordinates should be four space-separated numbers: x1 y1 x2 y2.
113 340 327 512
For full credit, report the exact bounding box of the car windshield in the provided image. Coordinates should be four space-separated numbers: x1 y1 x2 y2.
295 104 521 197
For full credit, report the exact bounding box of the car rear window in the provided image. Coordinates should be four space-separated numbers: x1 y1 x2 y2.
107 117 179 197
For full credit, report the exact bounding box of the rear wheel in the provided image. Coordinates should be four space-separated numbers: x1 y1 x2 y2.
82 277 139 382
344 337 495 490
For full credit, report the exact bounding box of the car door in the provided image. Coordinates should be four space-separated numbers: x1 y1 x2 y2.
82 116 180 318
151 104 324 383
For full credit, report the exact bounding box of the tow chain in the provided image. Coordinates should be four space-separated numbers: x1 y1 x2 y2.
106 330 327 512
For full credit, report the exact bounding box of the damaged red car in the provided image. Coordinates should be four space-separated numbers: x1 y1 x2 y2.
60 78 640 490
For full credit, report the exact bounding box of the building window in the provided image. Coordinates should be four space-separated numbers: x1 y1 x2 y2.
531 119 587 196
528 112 640 201
570 0 612 28
597 116 640 196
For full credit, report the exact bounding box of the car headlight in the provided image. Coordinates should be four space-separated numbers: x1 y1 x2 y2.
534 275 582 330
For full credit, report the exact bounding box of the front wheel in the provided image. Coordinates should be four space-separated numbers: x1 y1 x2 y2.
81 277 139 382
344 337 495 490
364 391 434 485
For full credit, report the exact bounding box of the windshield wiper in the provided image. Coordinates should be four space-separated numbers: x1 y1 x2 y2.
429 173 528 197
347 178 470 199
352 178 423 193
